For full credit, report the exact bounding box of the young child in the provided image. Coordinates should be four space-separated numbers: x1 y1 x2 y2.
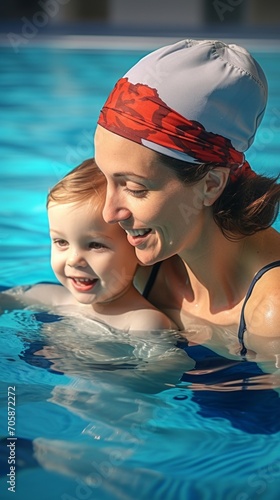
0 159 175 331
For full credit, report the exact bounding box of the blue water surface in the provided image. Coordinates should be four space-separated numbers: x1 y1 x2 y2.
1 43 279 285
0 40 280 500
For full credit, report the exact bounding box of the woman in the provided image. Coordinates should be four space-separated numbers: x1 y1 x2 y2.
94 39 280 357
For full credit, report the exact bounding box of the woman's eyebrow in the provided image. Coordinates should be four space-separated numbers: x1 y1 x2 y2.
113 172 148 179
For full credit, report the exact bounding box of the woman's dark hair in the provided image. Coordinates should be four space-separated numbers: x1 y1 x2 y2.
157 153 280 239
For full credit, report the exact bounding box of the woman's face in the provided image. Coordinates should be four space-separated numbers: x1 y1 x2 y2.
94 125 206 265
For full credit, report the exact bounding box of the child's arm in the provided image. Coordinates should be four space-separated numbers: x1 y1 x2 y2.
0 283 74 312
0 289 27 312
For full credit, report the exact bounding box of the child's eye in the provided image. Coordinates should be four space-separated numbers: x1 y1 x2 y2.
89 242 106 250
53 239 68 248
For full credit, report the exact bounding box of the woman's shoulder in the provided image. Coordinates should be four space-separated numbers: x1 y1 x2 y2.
243 228 280 334
245 261 280 337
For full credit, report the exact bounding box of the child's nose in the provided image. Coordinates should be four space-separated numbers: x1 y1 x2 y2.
66 250 87 268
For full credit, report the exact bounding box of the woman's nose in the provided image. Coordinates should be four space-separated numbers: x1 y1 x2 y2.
66 250 87 268
102 190 131 224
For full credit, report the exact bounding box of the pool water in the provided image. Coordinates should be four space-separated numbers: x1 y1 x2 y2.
0 39 280 500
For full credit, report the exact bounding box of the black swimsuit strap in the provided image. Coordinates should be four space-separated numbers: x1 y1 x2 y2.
143 259 280 356
142 261 162 299
238 260 280 356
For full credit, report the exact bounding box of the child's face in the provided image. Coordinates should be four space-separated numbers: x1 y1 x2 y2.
48 200 138 306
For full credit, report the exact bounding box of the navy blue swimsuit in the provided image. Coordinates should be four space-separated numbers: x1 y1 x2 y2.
143 260 280 355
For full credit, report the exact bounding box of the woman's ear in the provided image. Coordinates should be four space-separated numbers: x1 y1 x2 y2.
203 168 230 206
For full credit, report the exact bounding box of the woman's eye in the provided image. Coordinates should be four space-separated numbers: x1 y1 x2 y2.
124 186 148 197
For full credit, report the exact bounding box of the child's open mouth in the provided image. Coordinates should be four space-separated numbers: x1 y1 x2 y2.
70 277 98 292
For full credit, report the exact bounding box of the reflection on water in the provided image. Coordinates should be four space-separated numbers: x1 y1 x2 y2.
0 309 280 499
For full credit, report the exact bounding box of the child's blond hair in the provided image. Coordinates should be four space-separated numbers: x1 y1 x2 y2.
47 158 106 209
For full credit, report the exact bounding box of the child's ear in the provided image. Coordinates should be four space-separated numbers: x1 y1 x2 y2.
203 168 230 207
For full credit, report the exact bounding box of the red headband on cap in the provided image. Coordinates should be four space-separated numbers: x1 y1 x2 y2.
98 77 255 181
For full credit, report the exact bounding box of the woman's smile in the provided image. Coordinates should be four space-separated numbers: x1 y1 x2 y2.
123 227 153 247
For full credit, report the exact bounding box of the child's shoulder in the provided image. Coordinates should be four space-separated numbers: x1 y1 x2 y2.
124 289 177 331
26 282 76 306
129 307 176 331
